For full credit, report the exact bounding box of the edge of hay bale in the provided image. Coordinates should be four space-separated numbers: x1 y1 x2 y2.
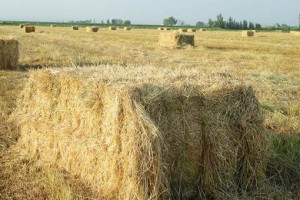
86 26 98 32
108 26 117 30
187 28 196 33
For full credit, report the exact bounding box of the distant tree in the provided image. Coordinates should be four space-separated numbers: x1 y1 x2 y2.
163 17 177 26
227 17 233 29
274 23 280 28
216 14 224 28
196 21 206 27
243 20 248 29
208 18 214 28
101 20 104 24
255 23 261 29
177 20 185 26
111 19 123 25
107 19 110 24
249 22 255 29
124 20 131 25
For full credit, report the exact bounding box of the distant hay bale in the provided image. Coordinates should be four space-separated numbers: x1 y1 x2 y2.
123 27 131 30
12 66 267 199
275 30 282 33
158 27 164 31
24 26 35 33
252 30 257 32
242 30 254 37
86 26 98 32
0 38 19 70
178 28 187 33
290 31 300 36
108 26 117 30
187 28 196 33
72 26 79 30
19 24 24 29
164 27 170 31
50 24 55 28
159 32 194 48
199 28 206 31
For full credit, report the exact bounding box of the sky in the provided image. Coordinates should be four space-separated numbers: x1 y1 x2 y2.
0 0 299 26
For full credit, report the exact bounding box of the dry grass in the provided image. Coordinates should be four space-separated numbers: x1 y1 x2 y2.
0 25 299 199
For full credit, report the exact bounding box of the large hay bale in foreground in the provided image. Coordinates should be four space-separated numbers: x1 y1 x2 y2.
242 30 254 37
86 26 98 32
72 26 79 30
12 66 267 199
0 38 19 70
159 32 194 48
24 26 35 33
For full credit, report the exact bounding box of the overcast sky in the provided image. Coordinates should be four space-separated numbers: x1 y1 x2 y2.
0 0 299 26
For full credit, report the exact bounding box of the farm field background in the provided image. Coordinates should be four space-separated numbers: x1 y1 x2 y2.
0 25 300 199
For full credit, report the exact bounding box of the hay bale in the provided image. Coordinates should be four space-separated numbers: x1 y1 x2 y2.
199 28 206 31
0 38 19 70
275 30 282 33
178 28 187 33
242 30 254 37
290 31 300 36
19 24 24 29
11 65 267 199
159 32 194 48
108 26 117 30
187 28 196 33
158 27 164 31
164 27 170 31
86 26 98 32
72 26 79 30
50 24 55 28
123 27 131 31
24 26 35 33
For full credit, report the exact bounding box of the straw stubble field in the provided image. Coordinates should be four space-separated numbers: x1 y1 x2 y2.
0 25 299 199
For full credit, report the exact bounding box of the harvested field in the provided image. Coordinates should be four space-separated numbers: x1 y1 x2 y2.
0 25 299 199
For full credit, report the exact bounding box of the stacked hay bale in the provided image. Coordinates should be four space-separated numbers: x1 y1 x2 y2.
72 26 79 30
11 65 267 199
0 38 19 70
86 26 98 32
108 26 117 30
24 26 35 33
159 32 194 48
178 28 187 33
187 28 196 33
123 27 131 31
242 30 254 37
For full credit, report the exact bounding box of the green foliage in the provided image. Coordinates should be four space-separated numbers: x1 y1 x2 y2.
195 21 206 27
163 16 177 26
124 20 131 25
111 19 123 25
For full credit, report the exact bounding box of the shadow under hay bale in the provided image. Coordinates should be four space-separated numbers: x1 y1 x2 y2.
159 32 194 48
24 26 35 33
242 30 254 37
0 38 19 70
86 26 98 32
11 66 267 199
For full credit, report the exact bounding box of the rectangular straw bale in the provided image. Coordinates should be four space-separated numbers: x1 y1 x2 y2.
123 27 131 30
24 26 35 33
108 26 117 30
50 24 55 28
158 27 164 31
72 26 79 30
187 28 196 32
0 38 19 70
164 27 170 31
159 32 194 48
11 65 267 199
19 24 24 29
86 26 98 32
242 30 254 37
199 28 206 31
178 28 187 32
